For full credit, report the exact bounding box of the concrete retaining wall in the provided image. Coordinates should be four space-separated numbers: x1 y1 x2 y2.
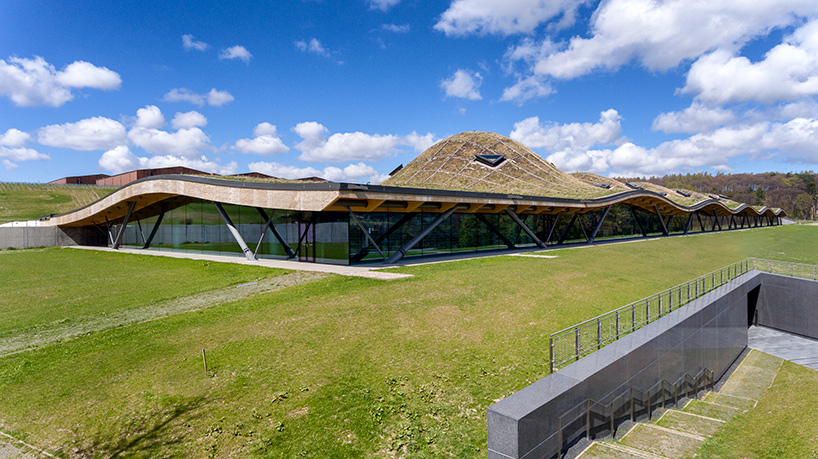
487 272 761 459
756 272 818 340
0 226 106 250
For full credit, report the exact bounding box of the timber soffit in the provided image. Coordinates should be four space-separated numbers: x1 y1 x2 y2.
46 174 786 228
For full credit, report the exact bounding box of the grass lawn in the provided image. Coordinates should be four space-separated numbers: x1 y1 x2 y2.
697 360 818 458
0 184 114 223
0 226 815 458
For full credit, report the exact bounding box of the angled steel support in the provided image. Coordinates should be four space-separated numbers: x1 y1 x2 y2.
629 206 647 237
347 208 387 261
475 213 516 249
729 214 735 230
504 208 545 248
665 214 673 233
294 222 313 257
136 218 147 245
654 205 669 236
696 212 706 232
587 206 611 244
104 216 115 247
350 212 415 263
743 215 748 228
684 213 694 234
112 201 136 249
214 202 256 261
576 215 589 241
386 207 457 264
255 208 296 259
544 213 560 245
143 202 168 249
712 211 722 231
558 213 578 244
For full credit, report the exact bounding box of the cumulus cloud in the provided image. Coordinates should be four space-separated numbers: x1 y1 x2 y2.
0 56 121 107
511 109 622 151
369 0 401 11
293 122 399 162
248 160 387 183
38 116 127 151
182 34 209 51
0 128 31 147
171 111 207 129
683 20 818 105
219 45 252 63
98 144 236 175
294 38 331 57
163 87 234 106
403 131 438 152
233 122 289 155
127 126 212 158
502 0 818 83
500 75 553 105
441 69 482 100
382 24 410 33
652 103 736 134
134 105 165 129
435 0 588 36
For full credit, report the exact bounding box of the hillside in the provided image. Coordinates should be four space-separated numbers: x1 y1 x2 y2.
0 183 116 224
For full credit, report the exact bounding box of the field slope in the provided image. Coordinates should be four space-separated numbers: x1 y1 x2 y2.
0 183 115 223
0 226 816 458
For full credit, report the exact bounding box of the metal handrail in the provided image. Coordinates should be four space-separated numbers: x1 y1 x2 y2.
556 368 714 459
549 259 750 372
749 257 818 280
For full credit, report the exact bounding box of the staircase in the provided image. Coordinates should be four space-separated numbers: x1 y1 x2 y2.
576 350 783 459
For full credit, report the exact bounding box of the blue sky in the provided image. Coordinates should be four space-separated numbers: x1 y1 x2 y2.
2 0 818 183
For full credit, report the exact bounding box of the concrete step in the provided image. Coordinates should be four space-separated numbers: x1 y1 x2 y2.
655 409 724 437
681 399 741 421
701 391 757 411
578 441 665 459
618 423 704 458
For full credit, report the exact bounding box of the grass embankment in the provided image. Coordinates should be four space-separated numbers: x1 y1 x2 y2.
697 360 818 458
0 183 115 223
0 226 816 458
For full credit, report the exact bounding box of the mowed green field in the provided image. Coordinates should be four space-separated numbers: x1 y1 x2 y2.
0 226 816 458
0 183 115 223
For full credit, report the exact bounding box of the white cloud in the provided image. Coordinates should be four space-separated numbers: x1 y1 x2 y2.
435 0 588 36
504 0 818 81
382 24 410 33
234 123 289 155
248 161 386 183
38 116 127 151
441 69 482 100
162 87 234 106
403 131 438 152
293 121 399 162
370 0 401 11
683 20 818 105
219 45 252 63
2 159 18 170
134 105 165 129
171 111 207 129
652 103 736 134
55 61 121 90
98 145 140 173
127 126 212 158
500 75 553 105
294 38 331 57
511 109 622 152
182 34 209 51
0 56 121 107
0 128 30 147
99 144 237 175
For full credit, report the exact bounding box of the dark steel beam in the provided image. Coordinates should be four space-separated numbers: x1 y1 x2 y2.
544 213 560 245
504 208 546 248
112 201 136 249
684 213 693 235
386 206 457 264
629 206 647 237
558 213 578 244
587 206 611 244
476 213 516 249
143 202 167 249
347 209 386 261
350 212 416 263
255 208 296 259
696 212 706 232
654 205 669 236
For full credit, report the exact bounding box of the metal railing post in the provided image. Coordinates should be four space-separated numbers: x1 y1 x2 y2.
632 304 636 331
549 338 554 374
658 295 662 316
597 319 602 350
616 311 621 339
646 299 650 323
575 328 581 361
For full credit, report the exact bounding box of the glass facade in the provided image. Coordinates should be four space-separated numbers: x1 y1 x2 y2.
114 198 753 265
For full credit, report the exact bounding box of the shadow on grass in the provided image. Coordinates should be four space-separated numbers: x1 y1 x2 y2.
71 396 205 458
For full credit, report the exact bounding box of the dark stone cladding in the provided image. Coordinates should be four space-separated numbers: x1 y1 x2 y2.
487 272 762 459
756 272 818 340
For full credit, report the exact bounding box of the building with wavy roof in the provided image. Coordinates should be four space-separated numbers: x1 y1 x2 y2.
30 131 785 264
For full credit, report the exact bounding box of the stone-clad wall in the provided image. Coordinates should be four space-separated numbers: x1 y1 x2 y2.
756 272 818 340
0 226 106 250
487 272 761 459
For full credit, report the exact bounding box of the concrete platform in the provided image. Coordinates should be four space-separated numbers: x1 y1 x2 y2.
68 246 413 280
749 325 818 370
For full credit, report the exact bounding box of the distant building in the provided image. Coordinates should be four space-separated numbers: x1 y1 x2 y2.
50 167 281 187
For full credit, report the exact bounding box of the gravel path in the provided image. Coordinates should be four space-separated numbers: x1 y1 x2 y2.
0 271 327 358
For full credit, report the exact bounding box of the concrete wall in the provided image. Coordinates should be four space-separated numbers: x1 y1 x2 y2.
756 272 818 340
487 273 760 459
0 226 106 250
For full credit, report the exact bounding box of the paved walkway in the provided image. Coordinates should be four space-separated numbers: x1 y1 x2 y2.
748 326 818 370
69 246 412 280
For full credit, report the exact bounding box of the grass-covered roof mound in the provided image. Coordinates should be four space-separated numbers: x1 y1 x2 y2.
382 131 614 199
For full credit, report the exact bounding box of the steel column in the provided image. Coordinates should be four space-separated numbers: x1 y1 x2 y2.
696 212 705 232
214 202 256 261
347 209 387 260
683 213 693 234
558 213 578 244
544 213 560 245
504 208 546 248
386 207 457 264
350 212 415 262
475 213 516 249
654 205 669 236
143 202 167 249
112 201 136 250
587 206 611 243
255 208 296 259
629 206 647 237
